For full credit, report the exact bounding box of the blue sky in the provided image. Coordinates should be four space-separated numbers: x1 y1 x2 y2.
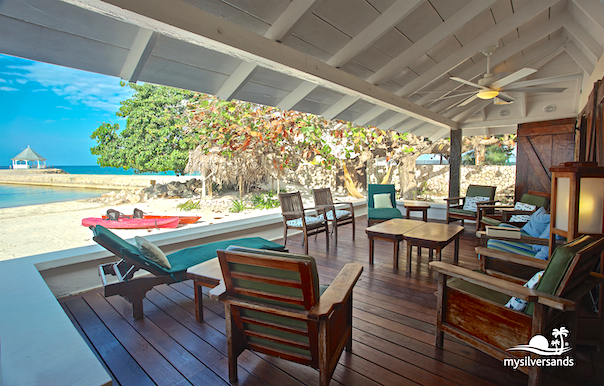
0 54 132 166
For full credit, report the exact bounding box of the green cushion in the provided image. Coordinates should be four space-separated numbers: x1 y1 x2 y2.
167 238 286 273
447 276 510 305
520 193 550 210
448 208 475 216
466 185 495 199
525 235 596 316
482 216 502 226
368 184 396 209
368 207 404 220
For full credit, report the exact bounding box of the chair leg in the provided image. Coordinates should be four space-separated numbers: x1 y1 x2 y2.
333 220 338 247
304 229 309 255
225 306 239 383
352 216 355 240
283 226 288 247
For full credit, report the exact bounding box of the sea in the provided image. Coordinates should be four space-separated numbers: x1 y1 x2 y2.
0 165 177 209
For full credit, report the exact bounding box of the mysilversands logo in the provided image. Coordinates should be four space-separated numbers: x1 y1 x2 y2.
503 326 575 370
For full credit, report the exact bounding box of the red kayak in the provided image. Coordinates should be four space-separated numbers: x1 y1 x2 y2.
101 214 201 225
82 216 180 229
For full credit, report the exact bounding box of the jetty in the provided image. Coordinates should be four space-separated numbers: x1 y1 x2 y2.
0 169 188 190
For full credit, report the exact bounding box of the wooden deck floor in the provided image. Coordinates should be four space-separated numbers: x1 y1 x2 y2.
61 216 603 386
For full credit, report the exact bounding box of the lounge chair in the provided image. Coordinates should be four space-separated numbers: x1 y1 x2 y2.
445 184 497 231
279 191 329 254
479 191 550 230
367 184 404 226
91 225 286 319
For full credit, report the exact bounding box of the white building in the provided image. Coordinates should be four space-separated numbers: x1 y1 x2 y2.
11 146 47 169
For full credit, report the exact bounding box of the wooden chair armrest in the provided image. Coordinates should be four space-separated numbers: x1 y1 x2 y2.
281 211 304 217
429 262 576 311
445 196 463 202
475 246 549 270
588 272 604 284
314 204 335 211
209 282 226 301
476 231 554 245
308 263 363 320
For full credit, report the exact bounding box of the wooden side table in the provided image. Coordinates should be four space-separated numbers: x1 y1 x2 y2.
186 258 223 322
365 219 424 269
403 223 464 274
403 203 430 222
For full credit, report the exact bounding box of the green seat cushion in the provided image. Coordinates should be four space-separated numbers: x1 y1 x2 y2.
447 276 510 305
525 235 596 316
368 207 404 220
481 216 502 226
448 208 476 216
166 238 286 273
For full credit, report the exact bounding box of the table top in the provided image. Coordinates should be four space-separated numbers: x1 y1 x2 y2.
186 257 223 287
403 202 431 209
404 223 464 243
365 218 425 236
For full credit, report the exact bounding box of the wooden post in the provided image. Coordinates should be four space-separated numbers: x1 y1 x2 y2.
449 128 461 199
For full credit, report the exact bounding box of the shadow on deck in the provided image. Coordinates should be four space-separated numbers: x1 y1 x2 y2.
60 216 603 386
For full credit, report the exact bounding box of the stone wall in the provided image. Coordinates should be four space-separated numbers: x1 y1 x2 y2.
288 162 516 203
416 165 516 203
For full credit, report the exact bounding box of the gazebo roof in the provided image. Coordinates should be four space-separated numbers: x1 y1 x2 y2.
11 146 47 161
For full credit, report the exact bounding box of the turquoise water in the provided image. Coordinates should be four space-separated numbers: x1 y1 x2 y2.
0 184 110 209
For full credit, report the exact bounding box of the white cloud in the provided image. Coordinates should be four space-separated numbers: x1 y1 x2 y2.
6 61 133 113
0 86 18 92
56 106 72 110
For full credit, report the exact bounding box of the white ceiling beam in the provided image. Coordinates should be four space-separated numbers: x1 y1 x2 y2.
394 119 423 134
72 0 456 128
453 100 491 123
119 28 158 82
354 106 387 126
421 20 566 113
570 0 604 33
459 113 577 129
277 82 318 110
395 0 559 98
378 114 408 131
321 95 358 119
277 0 423 113
562 14 604 61
326 0 423 68
564 41 595 73
367 0 498 85
217 0 321 101
265 0 324 42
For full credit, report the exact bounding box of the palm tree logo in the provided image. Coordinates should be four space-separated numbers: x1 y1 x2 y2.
551 326 569 355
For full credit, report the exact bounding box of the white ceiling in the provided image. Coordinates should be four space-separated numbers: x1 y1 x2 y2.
1 0 603 140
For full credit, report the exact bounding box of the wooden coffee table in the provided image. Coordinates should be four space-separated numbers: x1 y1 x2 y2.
365 219 425 269
186 258 223 322
403 202 430 222
403 223 464 274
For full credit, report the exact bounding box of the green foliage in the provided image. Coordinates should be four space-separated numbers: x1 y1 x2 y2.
177 199 201 211
251 191 280 209
484 144 514 165
229 199 249 213
91 82 200 175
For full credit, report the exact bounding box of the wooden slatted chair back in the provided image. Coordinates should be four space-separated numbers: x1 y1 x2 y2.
279 191 305 221
313 188 334 207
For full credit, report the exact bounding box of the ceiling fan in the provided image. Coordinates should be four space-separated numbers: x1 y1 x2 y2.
450 46 569 107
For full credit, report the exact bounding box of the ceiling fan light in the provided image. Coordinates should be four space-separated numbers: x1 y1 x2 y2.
477 90 499 99
494 97 513 105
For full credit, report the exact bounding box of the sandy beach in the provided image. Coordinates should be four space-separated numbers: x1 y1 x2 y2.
0 171 347 261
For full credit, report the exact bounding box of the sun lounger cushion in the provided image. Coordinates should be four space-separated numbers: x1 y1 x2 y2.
92 225 286 276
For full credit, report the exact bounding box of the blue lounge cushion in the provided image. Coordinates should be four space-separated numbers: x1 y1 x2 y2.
521 207 550 237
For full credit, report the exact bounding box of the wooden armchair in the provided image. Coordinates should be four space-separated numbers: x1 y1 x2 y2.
431 235 604 385
445 184 496 231
312 187 355 245
211 246 363 386
479 191 550 231
279 191 329 255
367 184 404 226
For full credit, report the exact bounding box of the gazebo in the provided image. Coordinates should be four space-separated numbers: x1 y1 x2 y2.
11 146 47 169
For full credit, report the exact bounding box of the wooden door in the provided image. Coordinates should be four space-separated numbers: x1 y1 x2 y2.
515 118 576 200
578 78 604 166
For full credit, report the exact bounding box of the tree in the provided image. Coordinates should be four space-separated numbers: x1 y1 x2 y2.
91 82 199 175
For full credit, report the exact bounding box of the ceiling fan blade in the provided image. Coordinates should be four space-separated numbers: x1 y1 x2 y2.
423 91 478 103
458 94 479 107
503 87 567 93
450 77 486 89
490 68 537 89
502 73 582 89
496 92 514 103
